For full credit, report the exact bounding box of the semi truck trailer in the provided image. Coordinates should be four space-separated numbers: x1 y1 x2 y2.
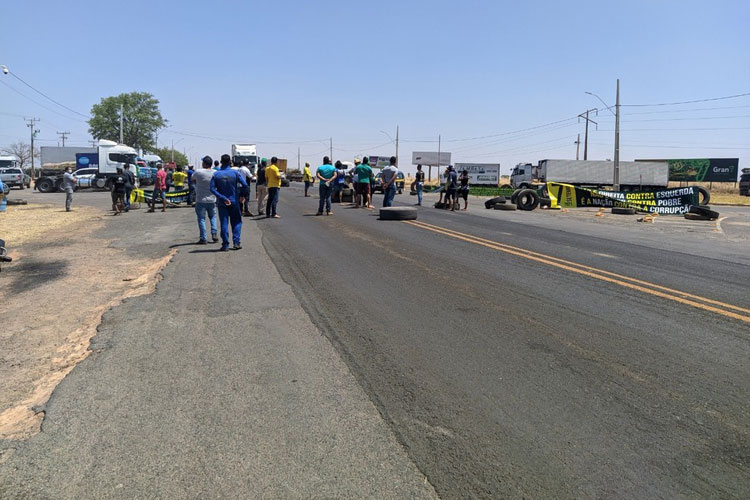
511 159 669 191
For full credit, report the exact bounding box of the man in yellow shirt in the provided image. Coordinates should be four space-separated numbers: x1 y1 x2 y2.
302 162 313 197
172 166 188 191
265 156 282 218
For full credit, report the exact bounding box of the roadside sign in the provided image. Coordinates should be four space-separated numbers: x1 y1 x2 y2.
412 151 452 166
454 163 501 185
636 158 739 182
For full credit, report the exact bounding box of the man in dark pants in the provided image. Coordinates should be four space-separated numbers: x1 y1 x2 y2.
123 163 136 212
210 154 247 251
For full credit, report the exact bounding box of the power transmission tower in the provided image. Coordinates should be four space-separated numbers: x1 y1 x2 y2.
26 117 40 177
575 134 581 160
57 131 70 147
577 109 598 160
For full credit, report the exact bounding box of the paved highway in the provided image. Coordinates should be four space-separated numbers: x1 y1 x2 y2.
260 186 750 498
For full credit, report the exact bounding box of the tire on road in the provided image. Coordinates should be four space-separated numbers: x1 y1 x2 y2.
484 196 506 209
611 207 636 215
688 204 719 220
515 189 540 211
494 203 516 211
379 206 418 221
697 186 710 205
684 212 712 221
510 188 524 204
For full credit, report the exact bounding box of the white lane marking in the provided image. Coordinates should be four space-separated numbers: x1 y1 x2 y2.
592 252 618 259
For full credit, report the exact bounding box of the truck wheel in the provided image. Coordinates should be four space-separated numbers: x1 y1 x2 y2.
688 205 719 220
510 188 524 204
612 207 636 215
37 178 54 193
697 187 710 205
516 189 540 211
484 196 506 209
380 207 417 221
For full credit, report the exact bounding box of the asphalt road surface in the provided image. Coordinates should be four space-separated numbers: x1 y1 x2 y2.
2 188 748 498
259 186 750 498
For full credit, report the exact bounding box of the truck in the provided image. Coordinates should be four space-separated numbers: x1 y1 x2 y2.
0 155 30 190
510 159 669 191
231 144 259 170
36 141 138 193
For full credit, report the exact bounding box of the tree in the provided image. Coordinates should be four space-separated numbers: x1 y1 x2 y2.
1 141 39 171
153 147 189 167
88 92 167 150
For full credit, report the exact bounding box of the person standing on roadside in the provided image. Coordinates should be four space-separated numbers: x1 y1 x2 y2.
303 162 314 197
111 167 127 215
446 165 458 211
414 164 425 206
210 154 247 251
62 166 76 212
172 165 187 192
333 160 347 204
351 158 361 206
381 156 399 207
238 160 254 216
148 163 168 212
265 156 282 219
187 164 195 206
354 156 373 209
213 160 220 169
316 156 336 215
459 169 470 210
193 156 218 244
123 163 136 212
256 158 268 215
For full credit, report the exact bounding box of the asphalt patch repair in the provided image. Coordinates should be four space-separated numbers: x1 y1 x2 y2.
0 204 175 439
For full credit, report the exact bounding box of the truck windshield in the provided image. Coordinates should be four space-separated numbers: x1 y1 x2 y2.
234 155 258 165
0 160 16 169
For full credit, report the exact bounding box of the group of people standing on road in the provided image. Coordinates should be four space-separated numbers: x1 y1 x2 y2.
313 155 400 215
61 163 139 215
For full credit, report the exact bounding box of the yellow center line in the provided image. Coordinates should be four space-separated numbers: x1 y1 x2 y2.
404 220 750 324
411 219 750 315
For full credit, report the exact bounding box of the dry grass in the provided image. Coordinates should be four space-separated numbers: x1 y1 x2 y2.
1 204 102 246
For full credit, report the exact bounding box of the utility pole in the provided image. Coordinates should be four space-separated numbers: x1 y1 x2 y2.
171 139 175 162
575 134 581 160
297 147 300 171
88 140 98 148
395 125 399 164
26 117 40 178
57 131 70 147
578 108 597 160
119 104 124 144
329 137 333 161
435 134 441 183
613 78 621 191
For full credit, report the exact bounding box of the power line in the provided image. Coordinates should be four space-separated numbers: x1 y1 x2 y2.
624 92 750 107
6 70 90 118
0 80 88 123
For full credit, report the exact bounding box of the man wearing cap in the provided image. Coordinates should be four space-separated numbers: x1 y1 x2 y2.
210 154 247 251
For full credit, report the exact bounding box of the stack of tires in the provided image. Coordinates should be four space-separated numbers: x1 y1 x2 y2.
484 188 551 211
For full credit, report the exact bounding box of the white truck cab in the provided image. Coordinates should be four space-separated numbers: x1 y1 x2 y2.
94 140 138 189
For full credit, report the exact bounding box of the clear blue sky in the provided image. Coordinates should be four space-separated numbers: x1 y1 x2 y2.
2 0 748 176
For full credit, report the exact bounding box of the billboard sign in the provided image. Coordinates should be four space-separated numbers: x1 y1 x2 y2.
636 158 739 182
412 151 452 166
454 163 501 185
367 155 392 170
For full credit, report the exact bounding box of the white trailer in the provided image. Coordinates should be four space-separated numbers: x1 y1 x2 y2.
511 159 669 190
231 144 258 169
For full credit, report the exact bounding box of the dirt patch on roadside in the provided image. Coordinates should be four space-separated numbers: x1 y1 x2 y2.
0 205 175 439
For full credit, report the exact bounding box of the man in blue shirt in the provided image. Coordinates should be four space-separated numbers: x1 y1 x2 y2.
210 154 248 251
333 160 347 204
316 156 337 215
